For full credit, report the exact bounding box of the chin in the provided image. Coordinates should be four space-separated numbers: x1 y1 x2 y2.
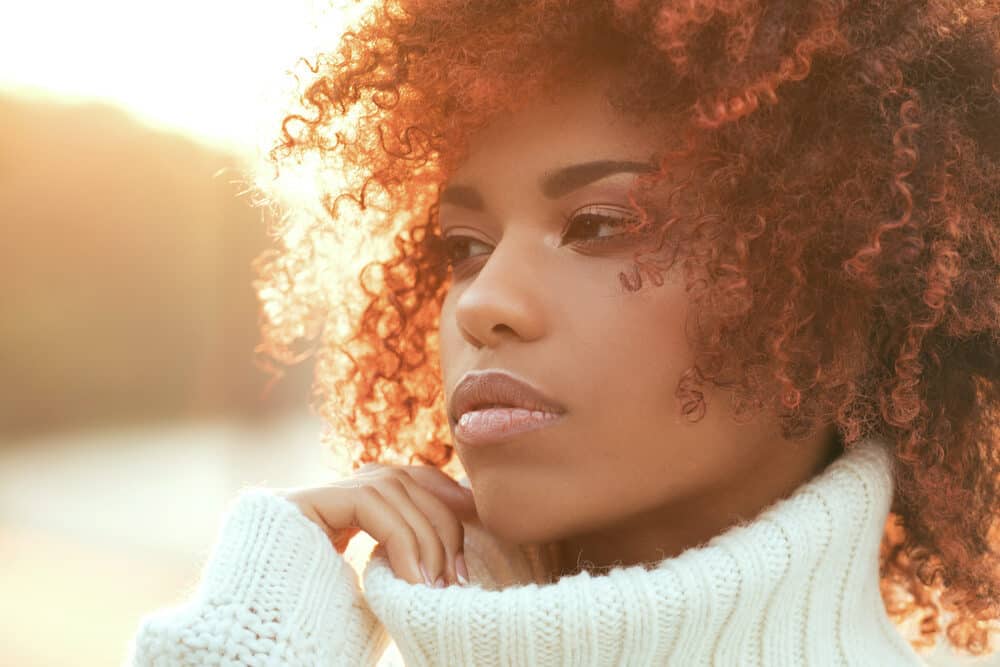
472 489 562 546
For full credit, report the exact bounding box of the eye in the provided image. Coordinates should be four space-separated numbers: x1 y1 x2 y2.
441 235 492 269
559 205 638 247
439 205 639 270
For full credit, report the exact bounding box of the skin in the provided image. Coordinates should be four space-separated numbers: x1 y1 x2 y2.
436 72 842 578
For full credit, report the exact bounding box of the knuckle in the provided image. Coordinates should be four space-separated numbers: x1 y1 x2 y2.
381 475 408 494
358 485 382 504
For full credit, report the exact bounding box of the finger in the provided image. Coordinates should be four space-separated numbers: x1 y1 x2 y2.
280 484 423 580
392 473 466 584
278 488 359 554
372 476 447 585
401 466 479 522
351 486 425 585
354 464 476 518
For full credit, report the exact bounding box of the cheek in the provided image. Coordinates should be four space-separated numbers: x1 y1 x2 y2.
572 284 692 433
560 284 778 531
550 286 694 512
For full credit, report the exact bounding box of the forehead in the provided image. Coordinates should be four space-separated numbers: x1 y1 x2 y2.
448 77 657 183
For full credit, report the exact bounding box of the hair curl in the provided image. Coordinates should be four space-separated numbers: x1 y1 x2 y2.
251 0 1000 655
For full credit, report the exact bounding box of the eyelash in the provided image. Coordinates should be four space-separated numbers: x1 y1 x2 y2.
440 205 637 269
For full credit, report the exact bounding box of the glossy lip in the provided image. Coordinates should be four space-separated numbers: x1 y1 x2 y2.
448 369 567 426
454 406 566 447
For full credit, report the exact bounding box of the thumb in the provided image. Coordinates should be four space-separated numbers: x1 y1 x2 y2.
404 465 479 521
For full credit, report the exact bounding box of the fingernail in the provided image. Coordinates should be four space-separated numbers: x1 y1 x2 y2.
419 561 433 586
455 552 469 585
434 576 445 588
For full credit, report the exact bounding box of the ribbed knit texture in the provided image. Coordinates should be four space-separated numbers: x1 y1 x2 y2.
362 435 925 666
128 435 928 665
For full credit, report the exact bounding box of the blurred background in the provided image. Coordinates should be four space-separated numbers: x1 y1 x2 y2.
0 0 408 664
0 1 996 665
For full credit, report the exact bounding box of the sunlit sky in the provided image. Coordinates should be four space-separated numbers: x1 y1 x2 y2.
0 0 365 153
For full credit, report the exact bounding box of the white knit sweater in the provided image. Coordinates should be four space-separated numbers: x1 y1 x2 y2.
128 435 930 665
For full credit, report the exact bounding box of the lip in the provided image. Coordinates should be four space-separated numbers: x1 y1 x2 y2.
449 370 567 422
453 406 566 446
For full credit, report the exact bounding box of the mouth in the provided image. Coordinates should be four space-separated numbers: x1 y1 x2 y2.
448 369 567 446
454 405 566 446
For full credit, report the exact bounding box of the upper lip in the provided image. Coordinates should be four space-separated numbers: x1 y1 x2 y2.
449 370 567 423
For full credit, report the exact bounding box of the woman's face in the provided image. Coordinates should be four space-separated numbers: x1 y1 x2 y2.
437 76 810 548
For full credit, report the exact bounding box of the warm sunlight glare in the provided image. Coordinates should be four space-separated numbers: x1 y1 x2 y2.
0 0 369 152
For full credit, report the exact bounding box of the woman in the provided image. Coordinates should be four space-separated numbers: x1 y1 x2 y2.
129 0 1000 664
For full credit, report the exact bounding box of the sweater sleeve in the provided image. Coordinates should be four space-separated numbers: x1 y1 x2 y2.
126 488 391 666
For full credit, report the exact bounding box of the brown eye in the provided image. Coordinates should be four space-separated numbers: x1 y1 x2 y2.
443 235 491 267
439 204 639 273
560 205 637 246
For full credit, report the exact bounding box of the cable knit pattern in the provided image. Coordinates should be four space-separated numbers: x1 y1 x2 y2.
128 435 929 666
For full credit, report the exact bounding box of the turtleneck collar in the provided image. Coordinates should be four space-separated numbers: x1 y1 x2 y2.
362 435 926 666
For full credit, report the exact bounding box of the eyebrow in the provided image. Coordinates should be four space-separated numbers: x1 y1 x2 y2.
439 159 659 211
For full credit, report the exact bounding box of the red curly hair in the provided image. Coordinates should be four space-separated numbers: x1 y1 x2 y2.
251 0 1000 655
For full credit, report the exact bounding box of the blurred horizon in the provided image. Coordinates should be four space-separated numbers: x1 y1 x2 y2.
0 2 371 664
0 92 318 440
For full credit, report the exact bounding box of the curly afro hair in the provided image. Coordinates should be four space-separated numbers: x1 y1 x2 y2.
251 0 1000 656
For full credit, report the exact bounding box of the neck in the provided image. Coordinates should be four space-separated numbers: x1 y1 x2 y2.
553 426 843 578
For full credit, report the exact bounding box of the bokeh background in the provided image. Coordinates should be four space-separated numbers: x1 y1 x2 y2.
0 1 406 664
0 1 996 665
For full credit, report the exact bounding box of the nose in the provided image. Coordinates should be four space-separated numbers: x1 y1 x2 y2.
453 229 548 349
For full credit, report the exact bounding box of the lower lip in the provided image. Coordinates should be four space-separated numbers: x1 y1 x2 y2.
454 407 565 446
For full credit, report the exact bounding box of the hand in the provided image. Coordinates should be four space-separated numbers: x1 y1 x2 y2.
276 463 477 587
